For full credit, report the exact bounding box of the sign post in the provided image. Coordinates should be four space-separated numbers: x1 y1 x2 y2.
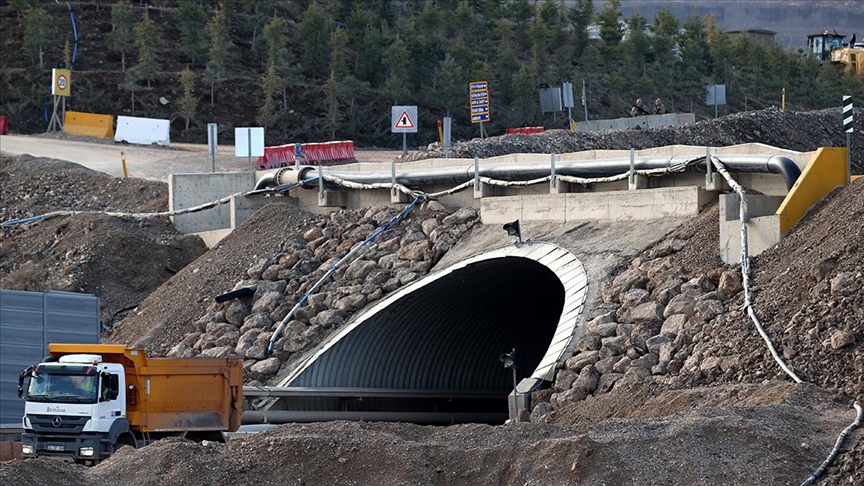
843 95 853 185
469 81 490 138
234 127 264 172
391 105 418 156
706 84 726 119
48 69 72 133
207 123 218 172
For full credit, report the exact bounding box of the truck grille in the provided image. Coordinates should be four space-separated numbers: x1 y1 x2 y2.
27 414 89 434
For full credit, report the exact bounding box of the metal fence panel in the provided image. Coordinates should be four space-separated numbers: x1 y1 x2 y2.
0 290 100 424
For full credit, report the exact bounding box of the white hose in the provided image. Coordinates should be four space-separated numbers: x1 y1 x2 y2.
800 402 863 486
710 156 803 384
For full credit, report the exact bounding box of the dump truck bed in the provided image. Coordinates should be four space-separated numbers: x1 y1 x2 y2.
48 344 243 433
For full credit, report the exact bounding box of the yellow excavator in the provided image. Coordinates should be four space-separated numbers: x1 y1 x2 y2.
806 31 863 75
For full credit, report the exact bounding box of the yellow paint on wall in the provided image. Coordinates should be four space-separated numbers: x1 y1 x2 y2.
776 147 847 234
64 111 114 138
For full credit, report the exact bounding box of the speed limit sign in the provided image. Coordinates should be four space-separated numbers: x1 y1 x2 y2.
52 68 71 97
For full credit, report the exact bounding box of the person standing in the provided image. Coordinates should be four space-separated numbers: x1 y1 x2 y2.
652 98 666 115
631 98 649 117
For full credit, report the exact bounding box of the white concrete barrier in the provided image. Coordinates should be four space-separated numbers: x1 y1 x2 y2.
576 113 695 132
115 115 170 146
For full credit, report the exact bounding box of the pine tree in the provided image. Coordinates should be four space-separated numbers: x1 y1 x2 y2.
382 35 410 103
299 2 331 80
107 0 135 72
133 10 161 88
23 7 52 70
178 0 208 64
262 17 300 114
203 11 231 107
257 63 281 129
178 66 197 131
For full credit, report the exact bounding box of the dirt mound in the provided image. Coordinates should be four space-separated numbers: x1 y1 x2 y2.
410 107 864 174
0 155 206 325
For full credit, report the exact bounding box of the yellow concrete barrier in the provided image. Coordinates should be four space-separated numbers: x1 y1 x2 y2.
64 111 114 138
776 147 847 234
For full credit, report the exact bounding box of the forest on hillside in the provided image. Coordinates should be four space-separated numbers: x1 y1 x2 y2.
1 0 862 147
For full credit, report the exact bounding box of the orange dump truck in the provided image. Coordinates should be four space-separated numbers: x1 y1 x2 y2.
17 343 242 463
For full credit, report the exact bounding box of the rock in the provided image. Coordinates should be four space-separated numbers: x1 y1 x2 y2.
255 279 287 297
335 293 367 312
244 344 267 360
658 342 676 364
593 356 618 375
718 270 743 296
554 369 579 391
250 357 281 377
645 334 673 353
530 402 554 422
629 302 664 324
629 321 662 351
247 258 271 279
830 330 855 350
596 373 623 394
700 356 723 372
235 329 263 357
303 227 324 241
206 322 237 337
564 350 601 372
616 323 635 337
620 288 650 308
830 272 857 297
810 259 837 282
612 356 632 373
345 260 379 281
572 365 600 394
661 314 688 336
630 352 659 370
694 299 725 321
442 207 477 225
398 239 430 261
239 313 273 334
293 302 327 324
531 388 554 407
550 388 588 409
251 291 287 314
303 324 326 341
283 335 310 353
602 268 647 303
681 275 716 293
199 346 234 358
663 294 696 319
600 335 628 356
651 362 668 375
619 367 651 385
421 218 441 237
224 300 250 326
577 335 602 352
168 342 192 357
587 321 619 338
312 309 346 328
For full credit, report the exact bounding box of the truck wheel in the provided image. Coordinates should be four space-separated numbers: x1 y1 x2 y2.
116 433 136 451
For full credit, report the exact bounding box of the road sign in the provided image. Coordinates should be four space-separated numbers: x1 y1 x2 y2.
469 80 490 124
391 105 418 133
52 69 71 97
234 127 264 157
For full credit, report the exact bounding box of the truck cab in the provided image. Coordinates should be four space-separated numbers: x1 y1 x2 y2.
19 353 127 463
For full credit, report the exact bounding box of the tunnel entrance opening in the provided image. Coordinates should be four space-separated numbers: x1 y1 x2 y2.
268 257 566 424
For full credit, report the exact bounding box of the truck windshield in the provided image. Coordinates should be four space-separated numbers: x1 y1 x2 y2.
26 365 99 404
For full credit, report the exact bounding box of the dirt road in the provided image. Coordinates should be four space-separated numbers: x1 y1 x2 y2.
0 134 402 182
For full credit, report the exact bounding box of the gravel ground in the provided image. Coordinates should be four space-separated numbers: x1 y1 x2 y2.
1 110 862 485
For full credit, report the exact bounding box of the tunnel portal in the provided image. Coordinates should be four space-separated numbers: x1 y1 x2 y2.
252 243 588 424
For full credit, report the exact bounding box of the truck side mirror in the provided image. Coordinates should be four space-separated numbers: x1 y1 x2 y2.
17 367 33 399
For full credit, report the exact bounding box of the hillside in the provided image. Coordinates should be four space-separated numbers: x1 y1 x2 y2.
1 107 861 484
2 1 861 149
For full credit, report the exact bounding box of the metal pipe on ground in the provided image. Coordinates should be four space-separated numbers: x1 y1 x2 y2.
254 155 800 191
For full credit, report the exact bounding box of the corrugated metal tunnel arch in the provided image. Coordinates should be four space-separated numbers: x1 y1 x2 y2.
280 243 588 393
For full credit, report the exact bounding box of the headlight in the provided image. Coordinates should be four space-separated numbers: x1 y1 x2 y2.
21 444 34 455
79 447 94 457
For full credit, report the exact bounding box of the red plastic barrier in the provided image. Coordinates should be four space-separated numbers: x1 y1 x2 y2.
257 140 357 169
505 126 545 135
0 115 8 135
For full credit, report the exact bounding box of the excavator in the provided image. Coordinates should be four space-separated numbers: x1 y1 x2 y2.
806 31 863 75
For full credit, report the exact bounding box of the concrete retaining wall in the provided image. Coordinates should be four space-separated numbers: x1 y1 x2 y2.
481 186 709 225
169 172 256 234
719 193 786 264
575 113 695 132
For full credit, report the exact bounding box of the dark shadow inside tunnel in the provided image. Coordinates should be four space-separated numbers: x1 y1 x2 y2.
277 256 566 424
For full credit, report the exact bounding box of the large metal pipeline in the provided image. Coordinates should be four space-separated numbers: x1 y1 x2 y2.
254 154 800 191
